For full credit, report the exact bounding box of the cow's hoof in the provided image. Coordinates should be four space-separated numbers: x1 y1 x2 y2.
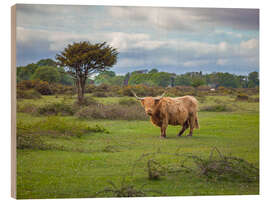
177 134 182 137
187 134 193 137
160 136 166 139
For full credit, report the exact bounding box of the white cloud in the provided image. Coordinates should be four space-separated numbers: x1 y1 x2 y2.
108 7 259 32
240 38 258 50
183 60 210 67
16 27 259 72
216 59 228 66
214 30 243 38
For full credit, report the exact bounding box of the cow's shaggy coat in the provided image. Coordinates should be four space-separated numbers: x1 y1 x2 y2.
133 93 199 138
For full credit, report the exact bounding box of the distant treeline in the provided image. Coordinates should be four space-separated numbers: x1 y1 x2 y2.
17 58 259 88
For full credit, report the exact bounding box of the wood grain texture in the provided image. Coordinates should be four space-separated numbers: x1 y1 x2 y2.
11 4 17 199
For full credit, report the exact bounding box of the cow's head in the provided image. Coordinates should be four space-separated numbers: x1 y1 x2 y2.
131 90 165 116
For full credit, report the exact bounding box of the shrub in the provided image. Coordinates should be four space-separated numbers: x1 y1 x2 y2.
36 116 104 137
118 98 138 106
17 80 53 95
17 103 38 114
17 80 37 90
236 93 249 101
248 97 259 102
17 121 46 150
18 116 109 139
37 102 75 116
92 91 108 97
74 96 98 106
95 179 162 197
50 83 75 95
17 89 41 99
34 80 52 95
75 104 147 120
180 148 259 183
197 96 206 103
147 159 166 180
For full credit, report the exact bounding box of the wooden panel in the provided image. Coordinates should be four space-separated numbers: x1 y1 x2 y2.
11 4 17 199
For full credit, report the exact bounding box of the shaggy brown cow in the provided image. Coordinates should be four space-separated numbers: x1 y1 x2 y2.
132 91 199 138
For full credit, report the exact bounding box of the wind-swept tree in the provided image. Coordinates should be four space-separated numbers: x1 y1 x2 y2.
56 41 118 104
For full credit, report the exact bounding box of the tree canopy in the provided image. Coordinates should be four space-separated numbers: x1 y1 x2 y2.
32 66 60 83
56 41 118 103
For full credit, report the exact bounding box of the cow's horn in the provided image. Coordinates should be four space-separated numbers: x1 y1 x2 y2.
155 92 166 100
131 90 143 100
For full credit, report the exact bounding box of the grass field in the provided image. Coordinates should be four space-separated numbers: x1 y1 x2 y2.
16 95 259 199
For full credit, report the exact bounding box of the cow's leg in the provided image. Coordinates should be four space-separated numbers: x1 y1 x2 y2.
187 114 195 137
178 121 189 136
160 118 168 138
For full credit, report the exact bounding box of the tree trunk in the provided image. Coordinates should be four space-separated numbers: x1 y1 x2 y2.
76 76 86 105
75 77 83 104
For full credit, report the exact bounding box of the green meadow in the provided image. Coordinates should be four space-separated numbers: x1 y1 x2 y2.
16 95 259 199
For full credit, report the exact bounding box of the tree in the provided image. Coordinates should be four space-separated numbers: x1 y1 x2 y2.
191 77 205 95
148 68 158 74
32 66 60 83
37 58 57 67
248 71 259 87
57 66 74 85
17 63 38 82
56 41 118 104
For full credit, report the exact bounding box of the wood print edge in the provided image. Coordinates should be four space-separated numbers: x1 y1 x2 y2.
11 4 17 199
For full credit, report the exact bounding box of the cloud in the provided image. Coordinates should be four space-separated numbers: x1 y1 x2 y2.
15 5 259 75
108 7 259 32
216 59 228 66
16 26 259 72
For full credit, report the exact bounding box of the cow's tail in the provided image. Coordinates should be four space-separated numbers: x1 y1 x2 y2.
195 114 200 129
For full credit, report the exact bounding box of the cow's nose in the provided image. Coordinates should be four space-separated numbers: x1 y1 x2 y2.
146 110 152 115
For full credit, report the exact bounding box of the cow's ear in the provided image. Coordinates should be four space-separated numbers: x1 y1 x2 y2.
140 99 145 106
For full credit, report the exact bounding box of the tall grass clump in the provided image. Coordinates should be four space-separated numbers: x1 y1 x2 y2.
236 93 249 101
36 116 108 137
74 96 98 106
17 89 41 99
17 103 38 114
37 102 75 116
118 98 138 106
94 179 162 197
75 104 147 120
179 148 259 183
18 116 109 142
17 121 46 150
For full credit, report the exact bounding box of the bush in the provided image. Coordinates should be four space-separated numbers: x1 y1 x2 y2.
36 116 107 137
118 98 138 106
95 179 162 197
17 121 46 150
18 116 109 140
75 104 147 120
37 102 75 116
180 148 259 183
17 80 53 95
92 91 108 97
34 80 52 95
17 89 41 99
236 93 249 101
50 83 75 95
74 96 98 106
147 159 166 180
248 97 259 102
17 103 38 114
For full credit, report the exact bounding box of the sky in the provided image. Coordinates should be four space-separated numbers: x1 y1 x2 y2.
16 4 259 75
